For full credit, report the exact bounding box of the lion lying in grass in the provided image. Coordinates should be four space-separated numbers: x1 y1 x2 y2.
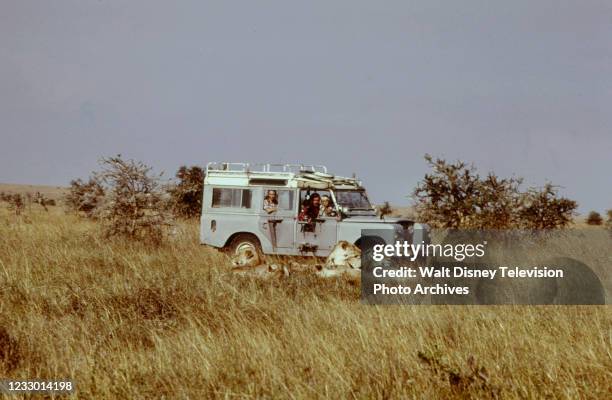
314 241 361 282
229 240 361 281
229 247 290 280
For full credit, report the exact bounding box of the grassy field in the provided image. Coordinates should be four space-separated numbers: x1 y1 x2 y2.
0 205 610 399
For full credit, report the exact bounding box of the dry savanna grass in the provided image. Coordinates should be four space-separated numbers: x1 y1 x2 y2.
0 206 610 399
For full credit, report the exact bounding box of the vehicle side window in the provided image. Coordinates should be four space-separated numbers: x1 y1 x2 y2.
299 190 336 219
211 188 252 208
263 189 294 213
276 190 294 211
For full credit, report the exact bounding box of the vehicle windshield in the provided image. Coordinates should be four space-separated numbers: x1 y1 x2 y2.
334 190 373 210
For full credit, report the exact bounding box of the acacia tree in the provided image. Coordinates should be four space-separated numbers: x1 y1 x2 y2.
96 156 172 243
472 173 524 229
169 165 204 218
413 155 481 228
413 155 577 229
517 184 577 229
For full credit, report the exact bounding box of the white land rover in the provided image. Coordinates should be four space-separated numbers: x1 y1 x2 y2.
200 162 429 258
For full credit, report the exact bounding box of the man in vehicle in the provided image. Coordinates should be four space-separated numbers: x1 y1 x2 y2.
299 193 321 222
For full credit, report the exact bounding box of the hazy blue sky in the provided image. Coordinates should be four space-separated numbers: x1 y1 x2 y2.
1 1 610 212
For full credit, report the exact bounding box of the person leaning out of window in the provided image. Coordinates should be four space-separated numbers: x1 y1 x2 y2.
319 195 337 217
263 190 278 214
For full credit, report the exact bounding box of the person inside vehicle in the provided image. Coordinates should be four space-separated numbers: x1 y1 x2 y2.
263 190 278 214
298 193 320 222
298 198 309 221
319 195 336 217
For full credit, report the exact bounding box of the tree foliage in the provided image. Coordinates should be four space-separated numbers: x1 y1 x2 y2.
413 155 577 229
517 184 578 229
169 165 204 218
65 178 105 218
95 156 173 243
585 211 603 226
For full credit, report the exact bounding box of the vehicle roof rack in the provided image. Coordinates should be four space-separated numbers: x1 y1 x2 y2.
206 162 328 174
205 162 362 189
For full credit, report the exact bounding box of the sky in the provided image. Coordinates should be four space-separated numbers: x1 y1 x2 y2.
1 1 611 212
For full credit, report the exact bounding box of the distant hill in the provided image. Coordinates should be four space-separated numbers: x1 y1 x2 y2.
0 183 67 201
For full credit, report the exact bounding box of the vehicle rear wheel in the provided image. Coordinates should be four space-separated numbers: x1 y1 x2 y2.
227 234 262 258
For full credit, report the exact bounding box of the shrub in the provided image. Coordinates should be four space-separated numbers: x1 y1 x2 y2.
517 184 577 229
96 155 172 244
413 155 523 229
472 173 523 229
413 156 481 228
33 192 54 211
7 194 25 215
585 211 603 226
169 165 204 218
64 178 105 218
413 155 578 230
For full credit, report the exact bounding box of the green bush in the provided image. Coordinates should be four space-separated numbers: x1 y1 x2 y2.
413 155 577 229
586 211 603 226
96 156 173 244
64 178 105 217
168 166 204 218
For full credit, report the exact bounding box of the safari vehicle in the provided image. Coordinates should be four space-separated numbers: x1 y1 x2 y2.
200 162 430 258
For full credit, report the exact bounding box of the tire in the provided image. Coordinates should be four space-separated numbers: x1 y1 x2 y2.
227 234 262 258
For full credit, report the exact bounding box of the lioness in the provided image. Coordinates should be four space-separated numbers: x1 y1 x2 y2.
231 247 262 268
323 240 361 269
229 241 361 281
315 241 362 281
230 247 289 279
232 263 290 280
315 264 361 281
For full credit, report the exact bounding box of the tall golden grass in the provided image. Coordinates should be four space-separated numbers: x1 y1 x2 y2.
0 206 610 399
